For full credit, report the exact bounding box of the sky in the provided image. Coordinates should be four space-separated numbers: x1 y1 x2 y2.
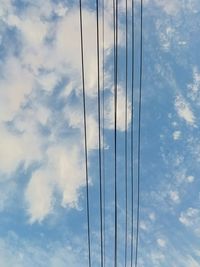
0 0 200 266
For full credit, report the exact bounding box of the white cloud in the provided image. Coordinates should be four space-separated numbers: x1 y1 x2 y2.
38 72 60 93
54 8 114 97
169 190 180 204
186 175 195 183
157 25 175 51
157 238 166 248
188 67 200 93
0 180 16 212
140 221 148 231
149 212 156 221
54 3 68 17
186 0 200 13
0 123 43 174
0 0 12 18
0 0 121 223
47 145 86 208
25 169 55 223
0 57 34 122
25 143 87 222
105 86 131 131
175 95 196 126
186 256 200 267
187 67 200 105
7 14 48 47
179 208 200 236
174 170 195 185
0 125 26 174
173 130 181 140
0 234 87 267
63 103 99 150
151 251 165 264
153 0 181 15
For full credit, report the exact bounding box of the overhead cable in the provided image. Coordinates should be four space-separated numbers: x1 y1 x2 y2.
124 0 128 266
79 1 91 266
101 0 106 266
130 0 135 265
95 0 104 266
113 0 118 266
135 0 143 266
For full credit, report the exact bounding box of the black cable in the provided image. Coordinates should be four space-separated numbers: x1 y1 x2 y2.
124 0 128 266
130 0 135 266
112 2 116 266
95 0 103 266
102 0 106 266
135 0 143 266
79 1 91 266
113 0 118 266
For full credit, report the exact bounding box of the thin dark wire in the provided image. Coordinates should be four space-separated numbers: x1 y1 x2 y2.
112 1 116 265
130 0 135 266
124 0 128 266
135 0 143 266
95 0 103 266
113 0 118 266
102 0 106 266
79 1 91 266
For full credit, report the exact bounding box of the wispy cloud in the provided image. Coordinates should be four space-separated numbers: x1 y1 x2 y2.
175 95 196 126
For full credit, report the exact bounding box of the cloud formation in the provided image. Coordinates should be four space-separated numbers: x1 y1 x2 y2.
175 95 196 126
0 0 131 223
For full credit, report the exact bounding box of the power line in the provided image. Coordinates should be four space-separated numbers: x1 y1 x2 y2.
124 0 128 266
130 0 135 266
113 0 118 266
79 1 91 266
101 0 106 266
135 0 143 266
95 0 103 266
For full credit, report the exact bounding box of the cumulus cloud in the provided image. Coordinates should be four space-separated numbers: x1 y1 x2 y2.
0 123 43 174
0 0 125 223
25 139 89 223
0 57 34 122
54 8 114 97
25 169 55 223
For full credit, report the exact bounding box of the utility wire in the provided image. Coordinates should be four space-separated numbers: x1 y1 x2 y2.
124 0 128 266
79 1 91 266
113 0 118 266
130 0 135 266
101 0 106 266
95 0 103 266
135 0 143 266
112 2 116 266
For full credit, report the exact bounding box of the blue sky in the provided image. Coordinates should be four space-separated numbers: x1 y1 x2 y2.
0 0 200 266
